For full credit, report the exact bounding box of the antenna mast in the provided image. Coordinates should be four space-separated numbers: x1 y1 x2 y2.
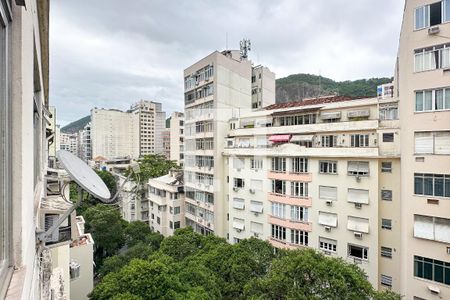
240 38 251 60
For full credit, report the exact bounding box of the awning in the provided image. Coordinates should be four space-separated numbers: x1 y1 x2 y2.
291 135 314 142
318 212 338 227
250 201 263 213
232 220 245 230
256 119 272 126
347 216 369 233
320 112 341 120
347 189 369 204
269 135 292 143
348 109 370 118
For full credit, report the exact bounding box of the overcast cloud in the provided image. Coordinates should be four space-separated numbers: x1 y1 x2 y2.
50 0 405 126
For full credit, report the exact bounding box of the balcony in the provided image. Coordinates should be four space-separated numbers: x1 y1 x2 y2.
268 215 312 232
268 171 312 182
268 193 312 207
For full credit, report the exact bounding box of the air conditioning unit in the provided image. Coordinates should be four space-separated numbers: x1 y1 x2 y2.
254 212 259 217
325 200 333 206
207 222 211 227
237 168 241 172
325 226 331 232
428 26 440 35
355 203 362 209
354 232 363 239
233 187 239 192
249 188 255 194
253 232 259 237
236 228 242 233
447 247 450 255
355 175 361 182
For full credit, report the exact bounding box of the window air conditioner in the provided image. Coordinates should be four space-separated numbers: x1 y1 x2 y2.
233 187 239 192
254 212 259 217
355 175 361 182
428 26 440 35
354 232 363 239
249 188 255 194
325 226 331 232
253 232 259 238
236 228 242 233
325 200 333 206
355 203 362 209
428 285 440 295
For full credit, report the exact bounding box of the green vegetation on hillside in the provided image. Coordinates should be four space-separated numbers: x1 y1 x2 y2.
276 73 392 103
61 115 90 133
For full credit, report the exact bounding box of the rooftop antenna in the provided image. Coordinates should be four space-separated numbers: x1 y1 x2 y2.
226 32 228 50
36 150 139 244
240 38 251 60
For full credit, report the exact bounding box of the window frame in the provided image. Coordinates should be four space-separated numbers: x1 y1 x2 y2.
319 160 338 174
0 2 13 296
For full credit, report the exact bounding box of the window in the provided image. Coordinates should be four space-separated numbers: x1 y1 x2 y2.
380 274 393 288
414 256 450 285
169 221 173 229
415 44 450 72
271 157 286 172
272 180 286 195
271 224 286 241
250 221 263 234
233 178 245 189
347 161 370 176
348 244 368 260
350 134 369 147
381 190 393 201
291 206 308 222
174 207 181 215
347 216 369 233
414 215 450 243
271 202 286 219
379 104 398 120
318 211 338 227
319 186 337 201
319 160 337 174
250 179 263 191
381 247 393 259
415 88 450 112
414 173 450 197
290 230 308 246
233 198 245 210
347 189 369 205
319 237 337 253
250 201 264 213
233 237 242 244
250 158 263 170
381 162 392 173
233 157 245 169
445 0 450 22
292 157 308 173
174 221 180 229
382 219 392 230
415 131 450 154
157 217 161 224
321 135 338 147
414 5 429 30
232 218 245 231
382 133 394 142
291 182 308 198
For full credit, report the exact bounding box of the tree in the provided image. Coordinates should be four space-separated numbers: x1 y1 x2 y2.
127 154 179 182
124 221 153 247
84 204 125 266
244 248 375 300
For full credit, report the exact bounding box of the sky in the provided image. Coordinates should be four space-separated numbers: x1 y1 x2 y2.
50 0 405 126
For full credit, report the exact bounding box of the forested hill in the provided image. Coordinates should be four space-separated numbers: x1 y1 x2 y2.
61 115 90 134
275 73 392 103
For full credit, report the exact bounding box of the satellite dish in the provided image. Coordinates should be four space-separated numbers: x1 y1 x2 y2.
57 150 111 201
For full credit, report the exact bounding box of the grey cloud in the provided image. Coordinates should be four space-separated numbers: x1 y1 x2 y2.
50 0 404 125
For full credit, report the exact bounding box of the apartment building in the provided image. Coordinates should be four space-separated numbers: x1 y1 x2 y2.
91 108 139 159
1 1 94 298
223 94 401 289
251 65 276 110
396 1 450 298
145 169 185 236
78 122 92 162
60 132 79 156
130 100 166 156
162 128 171 159
183 49 275 237
169 111 185 165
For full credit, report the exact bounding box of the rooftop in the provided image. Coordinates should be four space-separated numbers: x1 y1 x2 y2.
265 95 367 110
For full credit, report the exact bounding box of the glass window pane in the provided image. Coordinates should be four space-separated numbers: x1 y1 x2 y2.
424 91 433 110
434 175 444 196
435 263 444 283
415 6 425 29
445 265 450 284
445 176 450 197
416 92 424 111
445 88 450 109
415 176 424 195
415 259 424 278
424 260 433 280
415 54 424 72
436 89 444 110
424 175 434 195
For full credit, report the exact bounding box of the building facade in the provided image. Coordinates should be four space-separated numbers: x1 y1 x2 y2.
78 122 92 162
60 132 78 156
396 0 450 298
162 128 170 159
169 111 185 165
223 95 401 289
183 49 275 237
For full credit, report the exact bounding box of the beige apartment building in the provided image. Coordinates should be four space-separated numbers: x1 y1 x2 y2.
223 94 401 289
169 111 185 165
396 0 450 299
145 169 185 236
183 49 275 237
60 132 79 156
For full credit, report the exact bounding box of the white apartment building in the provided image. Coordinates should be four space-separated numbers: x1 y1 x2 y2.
78 122 92 162
223 94 401 290
251 65 276 110
162 128 170 159
130 100 166 156
396 0 450 298
60 132 78 156
145 170 185 236
91 108 140 160
183 49 275 237
169 111 185 165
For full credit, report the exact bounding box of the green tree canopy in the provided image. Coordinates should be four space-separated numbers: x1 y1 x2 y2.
127 154 179 182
